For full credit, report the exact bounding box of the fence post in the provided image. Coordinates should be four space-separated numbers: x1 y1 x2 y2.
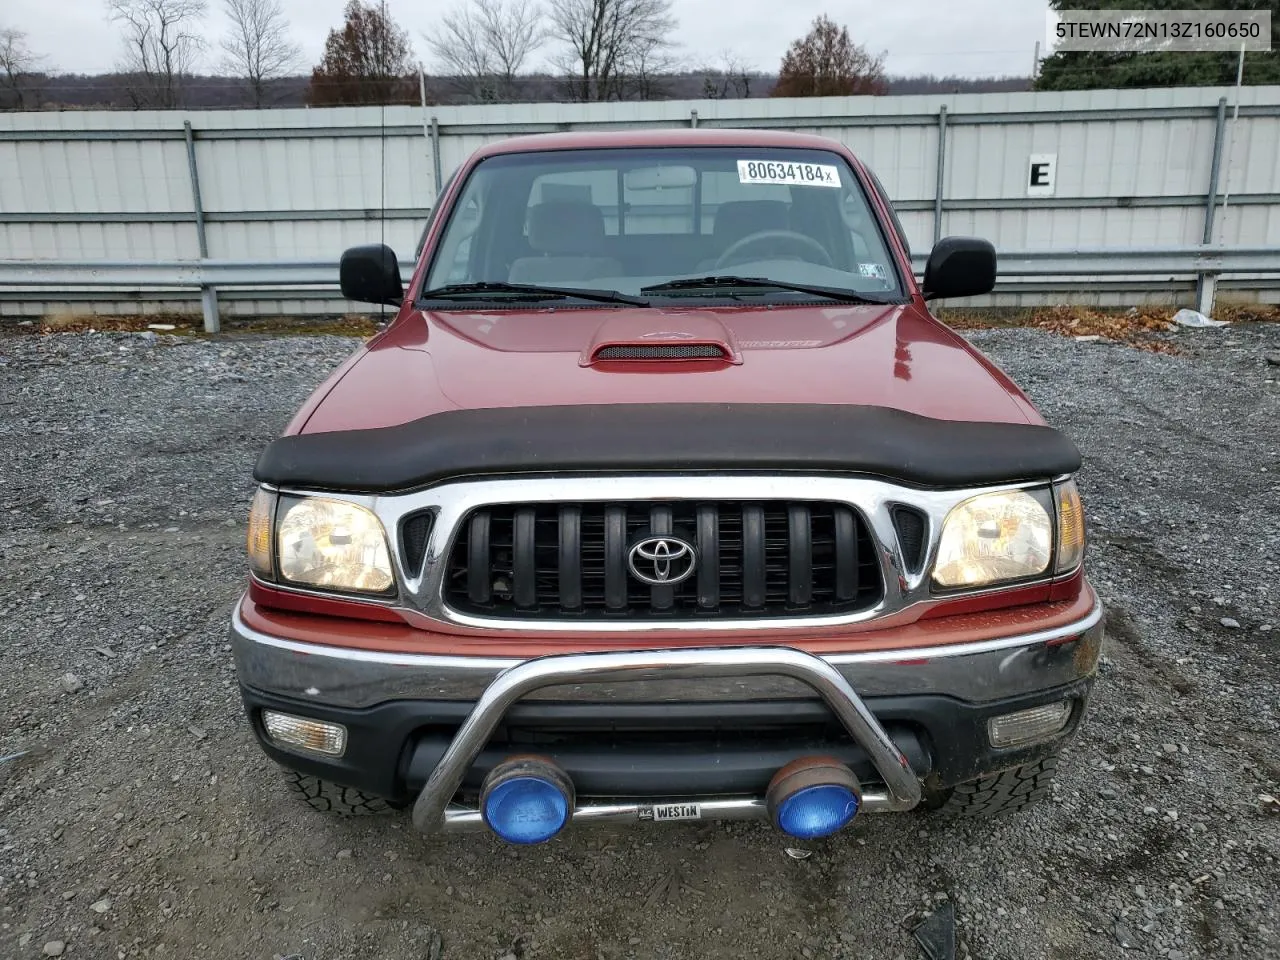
1195 273 1218 316
690 109 699 128
419 65 433 195
1196 96 1228 316
933 105 948 247
183 120 218 334
430 117 443 199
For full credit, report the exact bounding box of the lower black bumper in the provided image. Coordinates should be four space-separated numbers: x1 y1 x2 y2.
241 678 1094 806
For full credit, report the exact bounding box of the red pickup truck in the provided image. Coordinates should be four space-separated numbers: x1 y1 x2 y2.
232 129 1100 844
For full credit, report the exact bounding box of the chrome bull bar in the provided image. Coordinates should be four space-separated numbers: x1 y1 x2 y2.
410 646 924 833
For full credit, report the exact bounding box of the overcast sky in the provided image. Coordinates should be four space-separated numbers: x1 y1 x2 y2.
6 0 1051 78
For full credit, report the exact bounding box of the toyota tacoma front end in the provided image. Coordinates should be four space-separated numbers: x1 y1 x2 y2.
230 129 1101 844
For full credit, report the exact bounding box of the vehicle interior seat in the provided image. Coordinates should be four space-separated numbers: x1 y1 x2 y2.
508 201 623 283
698 200 791 268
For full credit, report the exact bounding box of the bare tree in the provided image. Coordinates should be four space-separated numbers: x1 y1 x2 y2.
0 27 43 110
701 51 755 100
616 37 680 101
219 0 299 107
425 0 545 102
547 0 676 102
106 0 209 108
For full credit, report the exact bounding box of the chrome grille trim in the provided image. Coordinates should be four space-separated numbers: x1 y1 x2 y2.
265 474 1056 633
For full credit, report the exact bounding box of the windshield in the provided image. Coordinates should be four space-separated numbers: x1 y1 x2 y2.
421 147 903 303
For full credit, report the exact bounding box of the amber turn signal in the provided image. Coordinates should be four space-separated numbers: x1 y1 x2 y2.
247 488 276 578
1054 480 1085 574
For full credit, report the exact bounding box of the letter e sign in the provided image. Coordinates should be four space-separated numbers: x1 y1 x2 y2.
1027 154 1056 197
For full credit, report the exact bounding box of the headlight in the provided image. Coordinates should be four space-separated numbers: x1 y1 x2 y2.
932 489 1052 589
275 496 394 594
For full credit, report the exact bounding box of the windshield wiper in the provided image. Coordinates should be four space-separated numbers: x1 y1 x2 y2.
419 281 649 307
641 275 896 305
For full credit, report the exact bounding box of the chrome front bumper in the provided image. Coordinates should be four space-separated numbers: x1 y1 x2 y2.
412 646 924 832
231 592 1103 834
231 593 1103 708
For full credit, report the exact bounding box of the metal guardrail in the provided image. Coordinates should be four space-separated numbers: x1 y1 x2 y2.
909 246 1280 276
0 259 398 288
1 247 1278 333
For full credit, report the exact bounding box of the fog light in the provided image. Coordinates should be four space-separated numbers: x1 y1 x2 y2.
262 710 347 757
766 757 862 840
480 756 574 845
988 700 1072 748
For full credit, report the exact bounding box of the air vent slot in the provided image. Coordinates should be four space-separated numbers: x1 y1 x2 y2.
891 506 928 573
593 344 726 361
400 511 435 577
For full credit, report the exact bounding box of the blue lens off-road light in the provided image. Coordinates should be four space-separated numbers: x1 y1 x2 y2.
776 784 861 839
480 756 575 845
766 757 863 840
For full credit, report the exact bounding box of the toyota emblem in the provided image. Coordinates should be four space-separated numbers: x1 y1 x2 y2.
627 536 697 586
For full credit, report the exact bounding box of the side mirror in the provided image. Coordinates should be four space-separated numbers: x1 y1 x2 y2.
340 244 403 306
922 237 996 300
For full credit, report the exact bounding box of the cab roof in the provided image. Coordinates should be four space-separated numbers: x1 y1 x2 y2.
473 128 857 159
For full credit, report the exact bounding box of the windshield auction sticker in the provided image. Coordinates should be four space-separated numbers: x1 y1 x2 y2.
1048 9 1271 52
738 160 841 188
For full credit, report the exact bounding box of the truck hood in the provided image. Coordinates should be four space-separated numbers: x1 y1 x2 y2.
296 304 1040 434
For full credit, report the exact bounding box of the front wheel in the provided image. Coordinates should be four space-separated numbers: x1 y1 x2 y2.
284 771 396 816
925 753 1059 817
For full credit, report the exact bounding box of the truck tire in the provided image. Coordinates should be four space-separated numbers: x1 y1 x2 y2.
284 771 394 816
927 754 1059 817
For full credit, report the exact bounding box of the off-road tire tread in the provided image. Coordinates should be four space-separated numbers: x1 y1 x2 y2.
934 755 1059 817
284 771 392 816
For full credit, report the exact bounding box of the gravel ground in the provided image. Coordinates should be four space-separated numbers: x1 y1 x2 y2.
0 323 1277 960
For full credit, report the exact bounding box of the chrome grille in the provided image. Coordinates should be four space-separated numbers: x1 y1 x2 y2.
444 501 882 620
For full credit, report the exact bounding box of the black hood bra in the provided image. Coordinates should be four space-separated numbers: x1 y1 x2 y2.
254 403 1082 494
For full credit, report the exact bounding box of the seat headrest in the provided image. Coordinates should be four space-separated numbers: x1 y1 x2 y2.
527 201 607 255
713 200 791 246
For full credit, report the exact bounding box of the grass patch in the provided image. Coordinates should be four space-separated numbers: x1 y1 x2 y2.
9 304 1279 350
939 303 1280 353
35 311 202 334
5 312 380 340
222 315 381 338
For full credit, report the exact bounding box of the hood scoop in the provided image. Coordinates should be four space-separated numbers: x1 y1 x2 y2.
581 312 742 366
594 343 726 360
